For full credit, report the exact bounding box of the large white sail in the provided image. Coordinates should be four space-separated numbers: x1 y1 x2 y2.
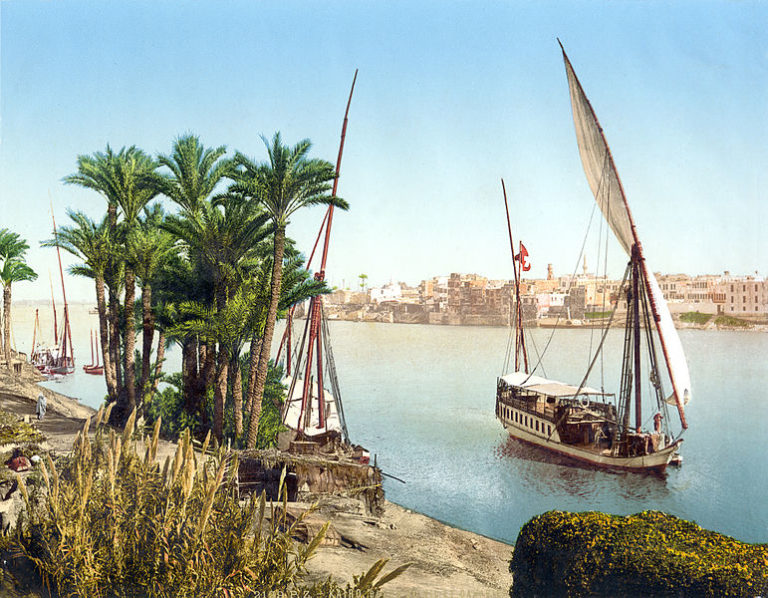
560 43 691 428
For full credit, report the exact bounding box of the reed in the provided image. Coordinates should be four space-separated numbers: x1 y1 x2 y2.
9 406 407 597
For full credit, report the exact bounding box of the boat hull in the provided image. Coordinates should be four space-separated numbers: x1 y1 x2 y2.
499 416 681 474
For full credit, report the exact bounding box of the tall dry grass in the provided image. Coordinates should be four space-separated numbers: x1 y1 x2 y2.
9 406 406 597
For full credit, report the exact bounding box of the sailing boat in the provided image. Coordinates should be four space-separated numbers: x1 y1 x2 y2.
277 71 359 454
83 330 104 375
47 207 75 375
495 43 691 474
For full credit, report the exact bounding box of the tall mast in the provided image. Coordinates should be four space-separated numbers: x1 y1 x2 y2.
632 245 642 431
49 271 58 346
51 204 74 366
501 179 528 373
296 70 358 434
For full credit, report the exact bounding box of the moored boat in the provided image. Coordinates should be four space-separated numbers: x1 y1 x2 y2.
495 43 691 474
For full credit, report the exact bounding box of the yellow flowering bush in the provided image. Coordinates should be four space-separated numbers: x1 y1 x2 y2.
510 510 768 597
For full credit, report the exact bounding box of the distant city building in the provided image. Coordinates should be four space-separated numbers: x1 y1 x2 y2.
323 268 768 324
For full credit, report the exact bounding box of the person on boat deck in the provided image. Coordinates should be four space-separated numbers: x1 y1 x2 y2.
653 411 663 434
36 392 47 420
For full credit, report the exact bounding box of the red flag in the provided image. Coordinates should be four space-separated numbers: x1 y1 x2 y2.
515 242 531 271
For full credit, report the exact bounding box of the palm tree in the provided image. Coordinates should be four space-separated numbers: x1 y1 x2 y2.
128 203 177 405
162 196 270 422
1 260 37 367
111 147 163 416
230 132 346 448
0 229 32 364
43 212 118 399
157 134 232 214
63 146 122 230
173 284 255 442
63 145 156 414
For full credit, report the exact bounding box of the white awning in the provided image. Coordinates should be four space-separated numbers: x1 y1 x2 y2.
500 371 608 397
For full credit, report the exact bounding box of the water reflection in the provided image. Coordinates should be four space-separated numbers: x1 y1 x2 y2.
496 436 670 502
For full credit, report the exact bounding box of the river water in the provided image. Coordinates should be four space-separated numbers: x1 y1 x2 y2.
31 313 768 545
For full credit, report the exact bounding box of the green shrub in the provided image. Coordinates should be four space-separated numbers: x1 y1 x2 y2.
8 406 407 597
0 409 45 445
510 510 768 598
679 312 712 325
144 361 286 449
584 311 612 320
714 315 752 328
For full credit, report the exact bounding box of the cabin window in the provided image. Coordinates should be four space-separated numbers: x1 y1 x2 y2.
547 425 551 435
536 421 539 432
524 416 528 427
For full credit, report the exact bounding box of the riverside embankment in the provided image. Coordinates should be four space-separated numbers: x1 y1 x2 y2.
0 359 513 596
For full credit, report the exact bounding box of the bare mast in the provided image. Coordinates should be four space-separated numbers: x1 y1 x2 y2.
501 179 528 373
51 205 74 369
295 70 358 438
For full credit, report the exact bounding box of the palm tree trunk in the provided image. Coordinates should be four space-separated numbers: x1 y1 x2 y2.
0 303 4 360
231 355 243 437
182 337 197 412
140 281 154 402
108 287 122 395
213 349 228 443
95 274 118 400
124 267 137 413
244 335 260 415
198 345 216 427
3 285 12 369
246 225 286 448
151 329 166 395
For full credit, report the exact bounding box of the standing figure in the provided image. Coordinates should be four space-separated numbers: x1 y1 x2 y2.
36 392 47 420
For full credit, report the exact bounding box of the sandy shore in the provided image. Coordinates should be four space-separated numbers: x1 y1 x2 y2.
0 358 514 596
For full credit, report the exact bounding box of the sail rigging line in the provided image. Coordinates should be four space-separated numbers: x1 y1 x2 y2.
559 41 689 429
283 310 312 423
573 263 630 403
321 303 350 443
544 266 629 442
526 198 599 380
639 265 674 438
587 156 611 383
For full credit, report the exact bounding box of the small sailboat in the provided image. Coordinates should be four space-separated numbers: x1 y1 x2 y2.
83 330 104 375
495 43 690 474
45 207 75 375
276 71 361 458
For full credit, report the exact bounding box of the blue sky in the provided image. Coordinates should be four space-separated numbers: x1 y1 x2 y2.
1 0 766 302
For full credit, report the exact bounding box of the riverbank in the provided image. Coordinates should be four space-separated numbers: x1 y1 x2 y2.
322 304 768 332
0 360 513 596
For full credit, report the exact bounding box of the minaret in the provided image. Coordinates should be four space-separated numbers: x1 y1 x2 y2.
547 263 553 281
582 255 588 277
